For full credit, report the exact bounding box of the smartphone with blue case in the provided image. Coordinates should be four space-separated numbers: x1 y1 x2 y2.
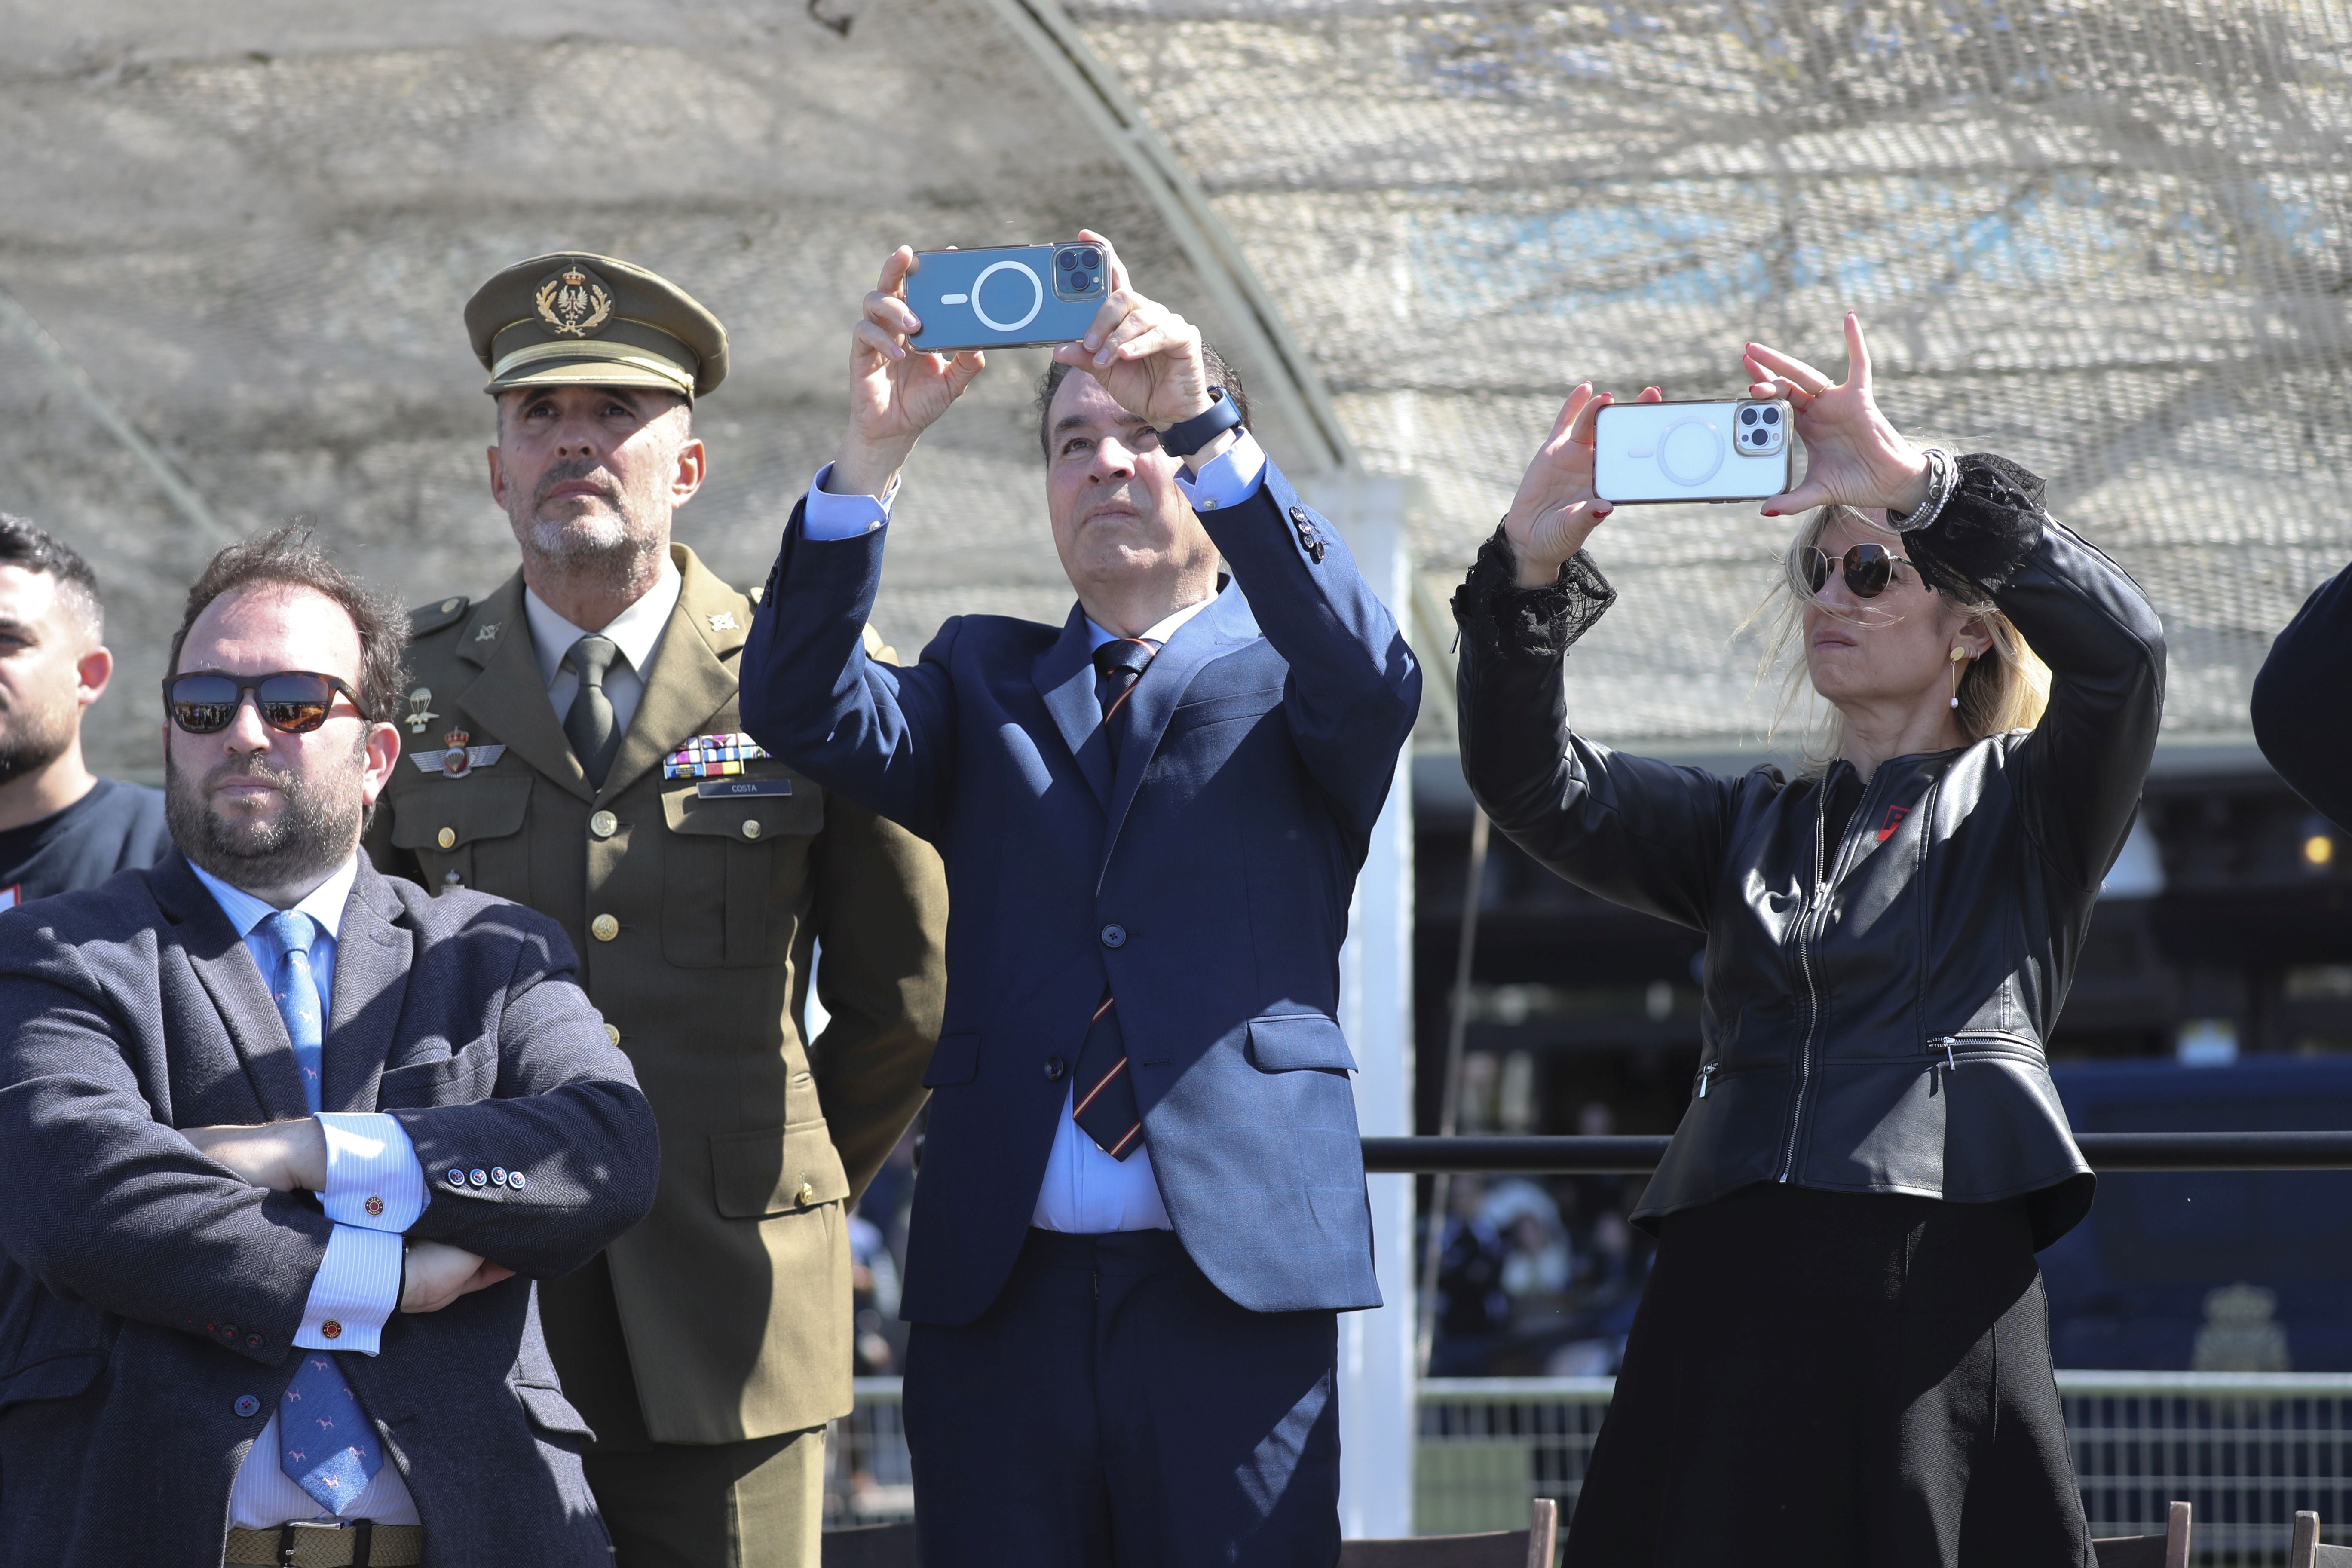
1592 397 1795 504
905 242 1108 353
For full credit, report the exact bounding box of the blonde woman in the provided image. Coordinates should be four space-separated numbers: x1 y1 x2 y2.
1451 315 2164 1566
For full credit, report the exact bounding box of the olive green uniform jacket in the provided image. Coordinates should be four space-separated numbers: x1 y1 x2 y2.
366 543 947 1443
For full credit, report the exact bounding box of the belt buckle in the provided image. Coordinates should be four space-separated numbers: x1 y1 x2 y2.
275 1519 375 1568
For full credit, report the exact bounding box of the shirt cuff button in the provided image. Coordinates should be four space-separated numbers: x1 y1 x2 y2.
364 1195 385 1217
320 1319 343 1341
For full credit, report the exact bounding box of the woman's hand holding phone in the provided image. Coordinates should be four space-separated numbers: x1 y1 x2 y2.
1743 312 1931 518
1504 383 1663 588
833 245 989 499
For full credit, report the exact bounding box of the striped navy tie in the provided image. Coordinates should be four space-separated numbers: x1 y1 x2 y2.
1073 638 1158 1158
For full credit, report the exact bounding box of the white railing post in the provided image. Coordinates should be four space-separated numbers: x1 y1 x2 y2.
1313 472 1418 1539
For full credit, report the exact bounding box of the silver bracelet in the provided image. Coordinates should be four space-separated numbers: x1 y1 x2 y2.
1888 446 1956 533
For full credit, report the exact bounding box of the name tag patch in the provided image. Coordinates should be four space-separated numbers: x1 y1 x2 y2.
698 778 792 798
663 732 771 780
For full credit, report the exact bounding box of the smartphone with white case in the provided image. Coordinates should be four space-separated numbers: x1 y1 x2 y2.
1592 398 1795 505
904 242 1108 353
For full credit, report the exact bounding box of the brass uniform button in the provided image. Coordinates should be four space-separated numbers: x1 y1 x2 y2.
437 827 456 850
605 1023 621 1046
796 1181 815 1206
592 913 620 942
440 597 462 614
590 809 619 839
741 819 763 840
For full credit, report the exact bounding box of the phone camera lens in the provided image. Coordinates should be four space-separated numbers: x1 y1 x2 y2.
1740 407 1758 426
1057 249 1078 270
1080 247 1101 269
1761 406 1780 424
1749 430 1767 446
1073 272 1095 291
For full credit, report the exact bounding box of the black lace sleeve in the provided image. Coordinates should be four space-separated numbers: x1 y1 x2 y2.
1450 525 1617 661
1901 453 2049 602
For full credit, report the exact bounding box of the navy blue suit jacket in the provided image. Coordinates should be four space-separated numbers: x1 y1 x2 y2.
0 854 659 1568
741 457 1419 1324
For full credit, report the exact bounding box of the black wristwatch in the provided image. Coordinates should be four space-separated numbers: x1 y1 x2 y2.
1158 386 1244 459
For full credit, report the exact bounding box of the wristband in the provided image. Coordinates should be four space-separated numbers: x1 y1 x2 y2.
1158 387 1243 459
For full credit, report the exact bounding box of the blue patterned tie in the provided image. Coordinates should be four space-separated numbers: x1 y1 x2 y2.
261 911 384 1516
263 912 324 1114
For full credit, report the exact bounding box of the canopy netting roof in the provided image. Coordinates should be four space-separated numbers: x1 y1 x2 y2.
3 0 2344 779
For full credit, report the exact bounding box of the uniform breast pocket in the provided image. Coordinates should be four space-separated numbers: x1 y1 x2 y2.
660 772 825 969
390 775 534 902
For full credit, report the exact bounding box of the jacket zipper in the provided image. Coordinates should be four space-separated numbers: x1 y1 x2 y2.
1926 1029 2045 1068
1696 1062 1718 1099
1780 770 1880 1182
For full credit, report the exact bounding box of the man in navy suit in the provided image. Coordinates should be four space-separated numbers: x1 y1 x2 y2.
741 232 1420 1565
0 529 659 1567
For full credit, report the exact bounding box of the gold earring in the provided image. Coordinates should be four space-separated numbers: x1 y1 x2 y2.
1949 645 1967 710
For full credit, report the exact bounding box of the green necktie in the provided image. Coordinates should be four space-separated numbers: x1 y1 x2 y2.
564 634 622 789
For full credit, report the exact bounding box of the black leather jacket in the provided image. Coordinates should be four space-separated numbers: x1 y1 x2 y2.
1453 456 2165 1248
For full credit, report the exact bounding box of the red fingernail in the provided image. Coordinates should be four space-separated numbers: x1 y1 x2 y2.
1762 508 1778 517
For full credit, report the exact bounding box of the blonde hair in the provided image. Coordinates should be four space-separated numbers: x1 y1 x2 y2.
1749 505 2050 774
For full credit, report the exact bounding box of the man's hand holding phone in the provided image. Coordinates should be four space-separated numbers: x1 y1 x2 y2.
1504 383 1663 588
1047 230 1225 465
831 246 989 499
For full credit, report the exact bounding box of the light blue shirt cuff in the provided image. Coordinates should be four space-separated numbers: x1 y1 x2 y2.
295 1225 403 1356
1173 430 1268 514
801 462 899 540
317 1112 425 1233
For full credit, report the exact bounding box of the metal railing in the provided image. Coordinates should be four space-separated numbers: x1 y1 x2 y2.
826 1133 2352 1546
1361 1132 2352 1173
826 1374 2352 1556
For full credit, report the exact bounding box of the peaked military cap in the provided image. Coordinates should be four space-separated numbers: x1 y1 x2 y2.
466 252 728 401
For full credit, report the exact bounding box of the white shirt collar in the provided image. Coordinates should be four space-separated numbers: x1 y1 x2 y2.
1084 592 1217 653
523 554 684 689
188 851 361 941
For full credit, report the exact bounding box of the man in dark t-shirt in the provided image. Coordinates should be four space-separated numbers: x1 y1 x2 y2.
0 514 170 908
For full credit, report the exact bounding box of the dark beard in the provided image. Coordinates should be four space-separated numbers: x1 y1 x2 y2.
165 745 364 894
0 695 77 789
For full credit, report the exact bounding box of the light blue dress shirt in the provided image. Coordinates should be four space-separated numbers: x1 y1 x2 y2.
188 854 426 1527
799 437 1268 1231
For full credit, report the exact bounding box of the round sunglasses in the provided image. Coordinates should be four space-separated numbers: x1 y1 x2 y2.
164 671 368 735
1794 542 1922 601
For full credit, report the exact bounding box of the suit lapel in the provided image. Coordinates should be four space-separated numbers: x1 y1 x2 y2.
1032 605 1112 808
454 573 593 803
599 545 741 801
1100 581 1259 858
151 854 311 1122
323 862 413 1114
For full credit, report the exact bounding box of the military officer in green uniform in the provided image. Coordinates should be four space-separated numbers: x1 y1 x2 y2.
367 253 949 1568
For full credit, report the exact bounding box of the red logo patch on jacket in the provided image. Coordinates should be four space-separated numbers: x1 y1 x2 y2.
1876 805 1911 843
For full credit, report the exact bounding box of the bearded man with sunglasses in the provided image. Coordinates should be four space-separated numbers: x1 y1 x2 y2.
1452 315 2165 1568
0 527 659 1568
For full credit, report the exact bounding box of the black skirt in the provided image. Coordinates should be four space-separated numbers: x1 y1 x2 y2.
1562 1182 2095 1568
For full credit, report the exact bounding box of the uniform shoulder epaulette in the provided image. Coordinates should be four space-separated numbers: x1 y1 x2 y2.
407 595 471 638
744 582 763 604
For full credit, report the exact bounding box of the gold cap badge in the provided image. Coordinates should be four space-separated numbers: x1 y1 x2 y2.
535 263 615 339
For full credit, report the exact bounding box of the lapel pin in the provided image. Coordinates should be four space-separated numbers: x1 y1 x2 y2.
404 688 439 734
475 622 500 642
709 611 739 633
